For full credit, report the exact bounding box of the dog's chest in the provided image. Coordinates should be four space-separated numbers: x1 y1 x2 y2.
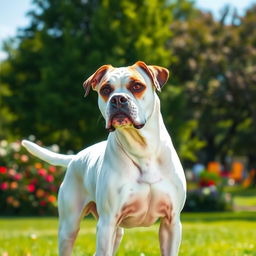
117 180 173 228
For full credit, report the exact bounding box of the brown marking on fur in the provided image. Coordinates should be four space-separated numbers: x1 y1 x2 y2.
157 157 164 166
83 65 113 97
149 65 169 88
117 200 142 226
123 128 147 148
132 160 142 174
157 200 173 224
101 95 109 102
99 82 114 102
126 76 146 99
133 61 169 91
84 201 99 219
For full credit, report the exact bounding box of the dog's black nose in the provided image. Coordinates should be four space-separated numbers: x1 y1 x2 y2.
110 95 128 108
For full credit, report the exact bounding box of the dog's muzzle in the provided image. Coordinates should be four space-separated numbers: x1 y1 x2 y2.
106 95 145 132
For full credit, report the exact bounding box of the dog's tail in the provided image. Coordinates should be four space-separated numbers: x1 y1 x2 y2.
22 140 74 167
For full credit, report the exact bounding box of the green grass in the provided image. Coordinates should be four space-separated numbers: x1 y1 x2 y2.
1 212 256 256
224 186 256 210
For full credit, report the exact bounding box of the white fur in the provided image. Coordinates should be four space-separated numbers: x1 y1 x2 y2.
21 140 74 167
22 64 186 256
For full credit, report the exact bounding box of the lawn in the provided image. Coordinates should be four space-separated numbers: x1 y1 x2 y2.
1 212 256 256
224 187 256 211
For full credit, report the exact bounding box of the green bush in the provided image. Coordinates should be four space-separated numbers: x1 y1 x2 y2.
184 170 233 212
198 170 222 187
184 186 233 212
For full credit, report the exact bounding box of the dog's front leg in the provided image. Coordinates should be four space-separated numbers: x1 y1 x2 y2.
159 215 182 256
58 163 88 256
95 217 117 256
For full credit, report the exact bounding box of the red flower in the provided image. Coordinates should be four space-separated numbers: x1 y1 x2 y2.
199 180 207 187
0 166 7 174
38 168 47 177
207 180 215 186
50 185 57 192
45 174 54 183
27 184 36 193
39 200 47 206
31 178 38 185
14 173 22 180
0 182 9 190
49 166 56 173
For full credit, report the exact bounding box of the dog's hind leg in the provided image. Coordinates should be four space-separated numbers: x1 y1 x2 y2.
58 165 88 256
112 227 124 255
158 215 182 256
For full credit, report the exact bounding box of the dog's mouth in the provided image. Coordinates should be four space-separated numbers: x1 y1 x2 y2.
106 113 145 132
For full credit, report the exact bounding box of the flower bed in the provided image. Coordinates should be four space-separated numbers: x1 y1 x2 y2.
0 140 65 216
184 170 233 212
184 186 233 212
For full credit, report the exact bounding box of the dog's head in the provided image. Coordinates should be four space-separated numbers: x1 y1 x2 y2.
83 61 169 132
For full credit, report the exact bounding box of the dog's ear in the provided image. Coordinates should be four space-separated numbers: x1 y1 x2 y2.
83 65 112 97
134 61 169 91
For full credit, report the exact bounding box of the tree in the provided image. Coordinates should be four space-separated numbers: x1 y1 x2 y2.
169 4 256 164
1 0 174 151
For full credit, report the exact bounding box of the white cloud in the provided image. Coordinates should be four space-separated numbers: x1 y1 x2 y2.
0 25 16 61
0 24 16 42
0 51 8 61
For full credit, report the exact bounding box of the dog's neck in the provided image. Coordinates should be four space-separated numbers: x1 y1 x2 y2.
109 94 173 184
113 94 169 159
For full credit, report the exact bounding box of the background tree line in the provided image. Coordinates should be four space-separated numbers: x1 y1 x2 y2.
0 0 256 168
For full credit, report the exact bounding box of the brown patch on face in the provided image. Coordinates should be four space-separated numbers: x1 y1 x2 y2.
99 81 114 102
83 64 113 97
126 75 146 99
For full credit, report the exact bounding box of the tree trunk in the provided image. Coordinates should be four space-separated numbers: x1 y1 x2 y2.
204 135 217 165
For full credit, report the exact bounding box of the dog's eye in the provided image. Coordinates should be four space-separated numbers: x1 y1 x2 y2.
130 83 145 93
100 85 113 96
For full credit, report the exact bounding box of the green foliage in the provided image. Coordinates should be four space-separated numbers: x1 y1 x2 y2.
184 169 232 212
184 186 233 212
0 0 174 151
170 6 256 162
160 85 205 162
199 171 221 185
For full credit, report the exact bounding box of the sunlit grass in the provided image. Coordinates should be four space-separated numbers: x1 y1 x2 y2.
0 212 256 256
224 186 256 210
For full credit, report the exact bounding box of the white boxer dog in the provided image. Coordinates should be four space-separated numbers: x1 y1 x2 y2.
22 61 186 256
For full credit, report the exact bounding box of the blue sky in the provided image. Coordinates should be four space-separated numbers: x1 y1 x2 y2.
0 0 256 59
